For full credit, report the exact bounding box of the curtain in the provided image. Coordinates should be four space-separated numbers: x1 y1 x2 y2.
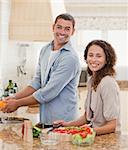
9 0 53 41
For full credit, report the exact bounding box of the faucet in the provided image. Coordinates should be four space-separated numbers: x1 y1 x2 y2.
17 65 27 77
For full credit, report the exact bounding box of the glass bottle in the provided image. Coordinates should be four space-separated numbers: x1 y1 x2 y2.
6 80 14 90
13 83 18 93
4 80 14 96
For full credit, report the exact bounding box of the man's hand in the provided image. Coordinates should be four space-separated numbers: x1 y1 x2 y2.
1 99 18 113
4 95 16 100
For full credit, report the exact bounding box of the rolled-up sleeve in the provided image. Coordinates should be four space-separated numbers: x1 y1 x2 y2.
29 51 42 90
33 55 79 104
29 64 41 90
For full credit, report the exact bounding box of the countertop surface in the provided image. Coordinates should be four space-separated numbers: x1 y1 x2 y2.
0 130 128 150
0 105 128 150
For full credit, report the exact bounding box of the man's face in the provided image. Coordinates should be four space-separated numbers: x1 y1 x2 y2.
53 18 75 46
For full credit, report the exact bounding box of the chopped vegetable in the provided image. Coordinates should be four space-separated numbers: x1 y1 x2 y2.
52 126 96 146
33 126 41 138
0 101 6 108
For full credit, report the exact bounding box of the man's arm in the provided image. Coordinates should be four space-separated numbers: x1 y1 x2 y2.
14 86 36 99
54 112 87 127
33 55 80 103
5 86 36 100
2 95 39 113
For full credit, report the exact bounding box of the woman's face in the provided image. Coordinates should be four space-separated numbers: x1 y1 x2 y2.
87 45 106 75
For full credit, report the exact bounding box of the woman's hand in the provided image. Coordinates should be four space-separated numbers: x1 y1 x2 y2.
53 120 70 127
80 124 90 128
53 120 65 126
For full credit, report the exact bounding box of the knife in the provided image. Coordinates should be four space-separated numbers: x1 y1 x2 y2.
47 123 62 134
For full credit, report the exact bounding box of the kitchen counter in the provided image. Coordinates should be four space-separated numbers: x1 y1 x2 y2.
0 105 128 150
33 132 128 150
0 130 128 150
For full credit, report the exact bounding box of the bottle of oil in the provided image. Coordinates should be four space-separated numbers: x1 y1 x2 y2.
4 80 14 97
6 80 13 90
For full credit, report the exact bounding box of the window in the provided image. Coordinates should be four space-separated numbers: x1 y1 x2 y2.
108 30 128 80
76 30 101 68
75 29 128 80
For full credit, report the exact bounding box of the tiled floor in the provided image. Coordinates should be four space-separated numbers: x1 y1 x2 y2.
78 87 128 134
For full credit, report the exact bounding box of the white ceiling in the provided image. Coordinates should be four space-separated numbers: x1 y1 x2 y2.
64 0 127 4
64 0 128 16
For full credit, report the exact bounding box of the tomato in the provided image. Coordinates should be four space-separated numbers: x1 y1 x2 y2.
53 129 68 134
85 127 92 134
68 129 79 135
59 130 67 133
53 129 64 133
53 126 93 135
79 132 87 138
53 129 60 132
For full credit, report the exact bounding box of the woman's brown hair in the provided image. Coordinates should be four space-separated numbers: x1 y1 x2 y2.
84 40 117 91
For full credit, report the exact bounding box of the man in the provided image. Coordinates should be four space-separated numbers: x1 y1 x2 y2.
2 13 81 125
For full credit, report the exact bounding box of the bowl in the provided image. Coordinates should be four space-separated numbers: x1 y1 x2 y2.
40 129 59 145
72 129 96 146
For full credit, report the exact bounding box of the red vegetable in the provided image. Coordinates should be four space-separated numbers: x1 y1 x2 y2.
79 132 87 138
85 127 92 134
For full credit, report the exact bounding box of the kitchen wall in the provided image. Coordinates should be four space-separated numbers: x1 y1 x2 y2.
65 0 128 81
0 0 128 90
0 0 10 87
0 0 46 89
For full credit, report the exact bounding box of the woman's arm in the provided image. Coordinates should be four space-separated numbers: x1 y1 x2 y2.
94 119 116 135
54 112 87 127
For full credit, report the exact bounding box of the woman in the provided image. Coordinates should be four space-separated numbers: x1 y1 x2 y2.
54 40 120 135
